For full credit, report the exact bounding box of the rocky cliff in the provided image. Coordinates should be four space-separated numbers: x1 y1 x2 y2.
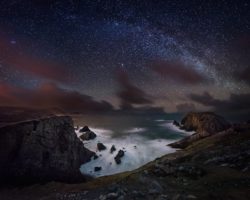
181 112 231 135
0 116 95 184
169 112 231 148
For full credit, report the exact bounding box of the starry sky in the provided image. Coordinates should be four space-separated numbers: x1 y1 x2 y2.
0 0 249 114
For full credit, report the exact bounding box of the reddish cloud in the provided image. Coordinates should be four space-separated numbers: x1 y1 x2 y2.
149 59 208 84
0 82 114 113
116 70 152 108
0 35 70 82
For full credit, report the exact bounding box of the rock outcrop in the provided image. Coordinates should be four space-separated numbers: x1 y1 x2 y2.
0 116 95 184
169 112 231 148
80 131 97 140
79 126 91 132
110 145 116 154
97 142 107 151
79 126 97 140
114 150 125 164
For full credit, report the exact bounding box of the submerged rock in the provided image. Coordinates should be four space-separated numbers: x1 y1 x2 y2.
97 142 107 151
110 145 116 153
173 120 180 127
94 166 102 172
114 150 125 164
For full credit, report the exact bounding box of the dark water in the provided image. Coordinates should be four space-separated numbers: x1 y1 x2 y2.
73 113 187 140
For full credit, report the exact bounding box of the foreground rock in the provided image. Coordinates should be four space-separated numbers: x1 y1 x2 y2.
0 116 95 184
115 150 125 164
169 112 231 148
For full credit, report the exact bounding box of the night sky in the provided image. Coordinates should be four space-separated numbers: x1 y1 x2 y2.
0 0 249 114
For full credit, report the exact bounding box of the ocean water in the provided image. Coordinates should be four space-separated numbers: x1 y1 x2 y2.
73 113 194 177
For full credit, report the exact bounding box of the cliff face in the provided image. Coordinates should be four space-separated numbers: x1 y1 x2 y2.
0 116 95 183
170 112 231 148
181 112 231 136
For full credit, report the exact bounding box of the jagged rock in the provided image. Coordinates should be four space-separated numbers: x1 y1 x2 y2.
97 142 107 151
0 116 95 183
173 120 180 127
110 145 116 153
79 126 90 132
94 166 102 172
80 130 96 140
114 150 125 164
93 154 99 160
169 112 231 148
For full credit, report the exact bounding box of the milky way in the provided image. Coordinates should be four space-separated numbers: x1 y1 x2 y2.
0 0 249 113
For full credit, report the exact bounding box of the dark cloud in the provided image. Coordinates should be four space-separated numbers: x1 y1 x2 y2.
0 82 114 113
148 59 209 85
176 103 196 113
116 70 152 108
0 35 70 82
189 91 250 112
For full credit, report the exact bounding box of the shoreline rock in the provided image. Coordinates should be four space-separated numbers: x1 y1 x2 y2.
0 116 95 184
97 142 107 151
114 150 125 164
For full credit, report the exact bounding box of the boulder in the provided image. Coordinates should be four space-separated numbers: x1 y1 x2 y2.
79 130 96 140
0 116 95 184
173 120 180 127
97 142 107 151
94 166 102 172
114 150 125 164
79 126 90 132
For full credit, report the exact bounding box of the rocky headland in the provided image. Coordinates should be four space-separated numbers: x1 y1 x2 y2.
0 112 249 200
0 116 95 184
169 112 231 148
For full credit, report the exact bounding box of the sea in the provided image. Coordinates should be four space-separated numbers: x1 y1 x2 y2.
72 113 194 177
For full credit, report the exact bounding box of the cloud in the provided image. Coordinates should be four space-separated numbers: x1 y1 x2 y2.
116 70 152 108
188 91 250 112
0 35 70 82
0 82 114 113
236 67 250 86
148 59 209 84
176 103 196 113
